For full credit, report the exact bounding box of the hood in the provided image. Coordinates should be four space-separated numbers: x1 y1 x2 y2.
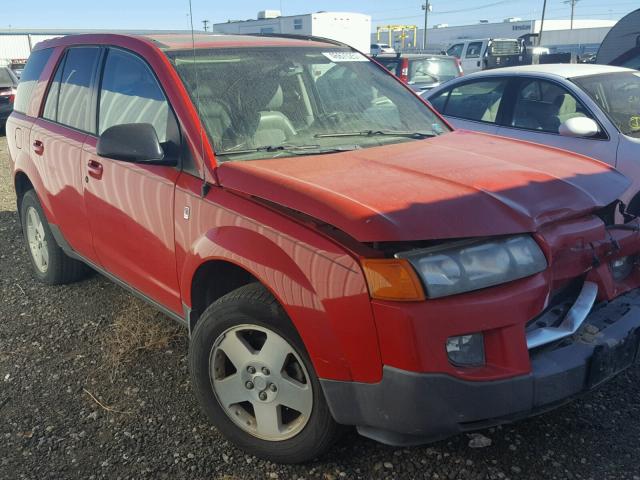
217 130 630 242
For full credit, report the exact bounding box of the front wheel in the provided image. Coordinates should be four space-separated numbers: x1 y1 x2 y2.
189 283 341 463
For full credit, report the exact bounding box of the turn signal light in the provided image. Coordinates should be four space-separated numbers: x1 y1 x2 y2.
361 258 426 302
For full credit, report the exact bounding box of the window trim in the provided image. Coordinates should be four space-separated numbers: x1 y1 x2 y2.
500 75 610 141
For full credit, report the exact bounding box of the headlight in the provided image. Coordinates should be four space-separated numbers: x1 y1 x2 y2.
397 235 547 298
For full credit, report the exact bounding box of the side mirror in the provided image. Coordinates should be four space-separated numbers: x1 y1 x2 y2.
558 117 600 138
97 123 165 163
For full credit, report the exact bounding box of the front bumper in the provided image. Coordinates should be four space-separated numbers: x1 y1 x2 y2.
321 288 640 446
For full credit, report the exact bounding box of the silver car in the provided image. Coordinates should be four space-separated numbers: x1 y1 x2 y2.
424 64 640 210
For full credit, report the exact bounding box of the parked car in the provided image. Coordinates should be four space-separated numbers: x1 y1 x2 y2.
7 34 640 464
375 53 463 95
424 64 640 211
370 42 395 55
0 66 19 130
9 59 27 79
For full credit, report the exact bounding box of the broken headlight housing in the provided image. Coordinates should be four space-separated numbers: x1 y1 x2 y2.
396 235 547 298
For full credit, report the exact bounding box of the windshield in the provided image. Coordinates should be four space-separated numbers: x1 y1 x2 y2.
573 72 640 138
0 68 15 87
167 46 449 161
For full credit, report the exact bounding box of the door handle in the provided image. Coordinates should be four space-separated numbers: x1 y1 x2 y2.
32 140 44 156
87 159 104 180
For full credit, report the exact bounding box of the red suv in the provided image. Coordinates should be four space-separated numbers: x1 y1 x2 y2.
7 33 640 463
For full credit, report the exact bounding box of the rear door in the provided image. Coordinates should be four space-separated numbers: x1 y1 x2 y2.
30 46 102 263
426 77 509 135
5 48 53 176
495 77 617 166
82 47 183 313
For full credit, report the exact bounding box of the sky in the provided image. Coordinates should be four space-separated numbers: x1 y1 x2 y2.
2 0 638 31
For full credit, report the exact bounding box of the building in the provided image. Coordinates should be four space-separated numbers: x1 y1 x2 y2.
373 18 616 56
213 11 372 53
0 29 193 66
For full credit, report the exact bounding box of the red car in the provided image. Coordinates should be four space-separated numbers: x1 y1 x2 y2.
6 33 640 463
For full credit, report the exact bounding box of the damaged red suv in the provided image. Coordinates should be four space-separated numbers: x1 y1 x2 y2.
7 33 640 463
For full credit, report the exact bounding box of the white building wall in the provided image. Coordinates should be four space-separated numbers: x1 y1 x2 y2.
310 12 371 52
0 35 31 65
0 34 65 65
213 12 371 52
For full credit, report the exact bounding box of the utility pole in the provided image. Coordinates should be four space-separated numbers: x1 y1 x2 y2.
538 0 547 46
202 19 210 32
422 2 432 51
564 0 580 30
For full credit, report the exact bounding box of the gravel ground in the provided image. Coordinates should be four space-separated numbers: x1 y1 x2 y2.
1 132 640 480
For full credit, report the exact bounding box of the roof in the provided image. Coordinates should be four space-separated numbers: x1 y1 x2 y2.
34 33 339 52
142 33 334 50
464 63 635 79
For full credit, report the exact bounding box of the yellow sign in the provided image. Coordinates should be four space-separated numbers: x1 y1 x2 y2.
630 116 640 132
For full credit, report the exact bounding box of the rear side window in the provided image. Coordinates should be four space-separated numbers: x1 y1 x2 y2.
511 78 591 133
442 79 507 123
42 59 64 121
466 42 483 58
98 48 171 142
56 47 101 131
13 48 53 114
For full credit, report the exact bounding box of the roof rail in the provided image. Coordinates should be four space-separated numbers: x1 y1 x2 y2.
242 32 352 49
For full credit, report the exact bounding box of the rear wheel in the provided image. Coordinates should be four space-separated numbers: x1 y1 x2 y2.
20 190 87 284
189 283 340 463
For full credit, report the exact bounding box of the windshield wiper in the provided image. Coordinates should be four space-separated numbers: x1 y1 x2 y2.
218 144 359 156
314 130 437 139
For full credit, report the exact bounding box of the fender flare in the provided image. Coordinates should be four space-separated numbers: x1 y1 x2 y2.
180 224 382 382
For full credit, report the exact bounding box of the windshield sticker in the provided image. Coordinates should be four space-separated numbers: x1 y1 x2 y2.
630 116 640 132
322 51 368 62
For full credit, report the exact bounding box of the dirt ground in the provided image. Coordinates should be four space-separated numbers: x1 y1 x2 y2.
1 133 639 480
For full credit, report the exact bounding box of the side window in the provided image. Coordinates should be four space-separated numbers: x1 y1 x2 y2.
57 47 102 132
443 79 507 123
13 48 53 114
512 79 591 133
427 89 450 112
99 49 171 143
446 44 463 58
466 42 484 59
42 55 65 121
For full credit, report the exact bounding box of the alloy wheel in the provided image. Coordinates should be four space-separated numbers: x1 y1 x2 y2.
209 324 313 441
25 206 49 273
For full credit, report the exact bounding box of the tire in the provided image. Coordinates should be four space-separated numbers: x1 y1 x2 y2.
20 189 87 285
189 283 341 463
